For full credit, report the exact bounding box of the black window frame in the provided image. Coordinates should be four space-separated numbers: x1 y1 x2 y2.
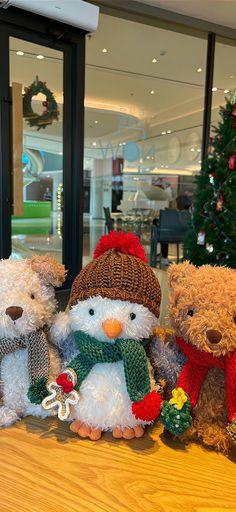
0 6 85 288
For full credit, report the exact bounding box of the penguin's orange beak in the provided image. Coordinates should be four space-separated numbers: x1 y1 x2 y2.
102 318 122 339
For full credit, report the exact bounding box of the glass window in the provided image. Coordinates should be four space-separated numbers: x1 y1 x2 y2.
10 37 63 262
83 14 207 267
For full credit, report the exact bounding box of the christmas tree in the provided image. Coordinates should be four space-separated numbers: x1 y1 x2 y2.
160 388 192 436
184 91 236 267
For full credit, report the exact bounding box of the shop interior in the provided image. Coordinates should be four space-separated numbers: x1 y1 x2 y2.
11 13 235 267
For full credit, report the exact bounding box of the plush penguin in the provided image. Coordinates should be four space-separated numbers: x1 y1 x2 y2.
43 231 162 440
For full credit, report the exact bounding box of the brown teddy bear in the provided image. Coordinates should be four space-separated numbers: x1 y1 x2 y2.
160 261 236 454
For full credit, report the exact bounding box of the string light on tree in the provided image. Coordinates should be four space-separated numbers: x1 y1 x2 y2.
57 183 63 240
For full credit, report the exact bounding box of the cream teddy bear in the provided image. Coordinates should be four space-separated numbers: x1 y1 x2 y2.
0 254 66 427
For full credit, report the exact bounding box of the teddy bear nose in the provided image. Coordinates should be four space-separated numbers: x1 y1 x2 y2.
5 306 23 321
206 329 222 344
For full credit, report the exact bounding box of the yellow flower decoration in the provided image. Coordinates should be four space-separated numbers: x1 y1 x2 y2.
169 387 188 410
153 325 174 341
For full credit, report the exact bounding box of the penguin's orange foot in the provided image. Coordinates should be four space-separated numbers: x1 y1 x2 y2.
70 421 102 440
112 425 145 439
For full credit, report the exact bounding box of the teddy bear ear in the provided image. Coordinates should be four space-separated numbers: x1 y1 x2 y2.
29 254 67 287
168 261 197 288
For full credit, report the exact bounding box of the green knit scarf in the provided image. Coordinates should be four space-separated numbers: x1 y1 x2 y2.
68 330 151 403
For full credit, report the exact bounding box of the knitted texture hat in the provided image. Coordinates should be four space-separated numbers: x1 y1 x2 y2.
69 231 161 318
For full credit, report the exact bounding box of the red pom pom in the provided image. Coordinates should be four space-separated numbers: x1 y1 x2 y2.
93 231 148 262
132 390 162 421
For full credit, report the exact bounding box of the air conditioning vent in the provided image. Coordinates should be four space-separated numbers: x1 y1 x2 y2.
0 0 99 32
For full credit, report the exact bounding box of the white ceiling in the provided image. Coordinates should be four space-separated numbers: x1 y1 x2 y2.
9 11 236 168
133 0 236 30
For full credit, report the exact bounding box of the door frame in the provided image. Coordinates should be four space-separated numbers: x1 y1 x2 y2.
0 7 85 288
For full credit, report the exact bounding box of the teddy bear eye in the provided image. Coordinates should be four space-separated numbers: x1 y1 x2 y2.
30 294 35 300
187 309 194 317
130 313 136 320
89 309 95 316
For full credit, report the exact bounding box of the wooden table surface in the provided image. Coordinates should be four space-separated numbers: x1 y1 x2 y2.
1 417 236 512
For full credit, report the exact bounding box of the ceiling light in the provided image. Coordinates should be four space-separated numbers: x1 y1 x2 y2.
146 156 150 159
92 141 97 146
161 165 164 168
212 87 218 92
123 142 126 145
152 58 157 63
167 130 171 134
161 131 166 135
224 89 230 94
197 67 202 73
190 148 195 152
150 90 155 95
102 48 108 53
165 165 168 168
37 54 44 60
16 51 24 56
230 75 234 79
94 120 98 124
119 143 122 146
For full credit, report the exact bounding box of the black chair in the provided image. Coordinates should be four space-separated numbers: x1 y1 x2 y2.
103 207 114 233
150 209 190 267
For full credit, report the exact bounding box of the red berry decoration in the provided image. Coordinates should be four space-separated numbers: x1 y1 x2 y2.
56 373 74 394
132 390 162 421
42 100 48 107
229 155 235 170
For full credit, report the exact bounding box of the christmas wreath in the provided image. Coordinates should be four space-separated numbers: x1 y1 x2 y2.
23 76 59 131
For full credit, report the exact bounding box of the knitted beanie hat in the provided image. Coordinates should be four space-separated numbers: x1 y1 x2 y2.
69 231 161 318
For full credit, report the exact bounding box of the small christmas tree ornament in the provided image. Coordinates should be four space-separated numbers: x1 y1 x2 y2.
229 155 235 170
160 388 192 436
216 190 223 211
197 230 205 245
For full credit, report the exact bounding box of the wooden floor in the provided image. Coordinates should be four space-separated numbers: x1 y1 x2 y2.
1 417 236 512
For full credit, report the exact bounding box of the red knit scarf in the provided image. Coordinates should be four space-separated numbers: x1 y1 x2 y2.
176 337 236 422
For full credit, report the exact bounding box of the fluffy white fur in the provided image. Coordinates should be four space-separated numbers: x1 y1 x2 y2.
0 258 61 427
65 296 158 431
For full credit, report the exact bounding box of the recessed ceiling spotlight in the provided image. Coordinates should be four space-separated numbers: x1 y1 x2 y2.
230 75 234 79
37 54 44 60
150 90 155 95
165 165 168 168
152 58 157 63
197 67 202 73
224 89 230 94
94 120 98 124
191 148 195 152
119 143 123 146
123 142 126 145
147 156 150 159
212 87 218 92
161 165 164 168
92 141 97 146
16 51 24 56
102 48 108 53
161 131 166 135
167 130 171 134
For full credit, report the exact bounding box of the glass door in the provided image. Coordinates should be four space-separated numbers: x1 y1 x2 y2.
10 37 64 262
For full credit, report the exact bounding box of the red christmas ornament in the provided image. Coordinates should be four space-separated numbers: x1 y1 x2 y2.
216 190 223 211
132 390 162 421
229 155 235 170
42 100 48 107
